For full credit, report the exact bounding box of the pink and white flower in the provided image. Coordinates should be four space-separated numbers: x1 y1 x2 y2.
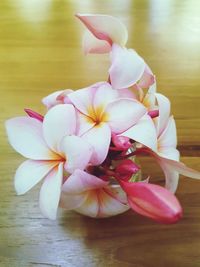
76 13 155 90
68 81 147 165
60 169 129 218
121 89 200 192
5 104 92 219
5 13 200 224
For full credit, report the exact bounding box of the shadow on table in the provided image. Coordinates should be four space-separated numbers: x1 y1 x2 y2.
59 209 189 266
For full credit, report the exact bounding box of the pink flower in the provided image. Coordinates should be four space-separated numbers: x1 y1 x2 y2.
153 93 200 191
76 14 155 90
121 90 200 192
68 81 147 165
120 180 183 224
115 159 140 181
60 169 129 218
5 104 92 219
5 13 200 223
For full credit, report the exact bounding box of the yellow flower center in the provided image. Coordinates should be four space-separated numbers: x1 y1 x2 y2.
87 105 109 125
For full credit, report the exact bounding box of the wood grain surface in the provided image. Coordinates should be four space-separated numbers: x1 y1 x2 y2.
0 1 200 266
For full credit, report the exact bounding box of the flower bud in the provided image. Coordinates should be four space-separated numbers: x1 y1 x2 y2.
120 181 183 224
24 109 44 122
112 134 132 151
116 159 140 181
148 109 159 119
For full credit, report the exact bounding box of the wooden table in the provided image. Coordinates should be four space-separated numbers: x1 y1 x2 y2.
1 1 200 266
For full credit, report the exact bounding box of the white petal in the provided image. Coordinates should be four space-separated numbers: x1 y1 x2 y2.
42 90 64 109
76 13 128 47
68 83 100 116
142 88 157 110
159 156 200 180
75 190 99 217
93 83 118 110
62 170 108 194
60 192 87 210
117 88 137 99
158 147 180 161
5 117 57 160
43 104 76 152
39 163 63 220
137 64 155 89
106 99 147 134
109 44 145 89
15 160 58 195
76 111 95 136
82 123 111 165
105 185 129 204
155 93 171 136
157 148 180 193
97 188 129 217
159 116 177 148
75 187 129 218
121 115 157 152
83 30 111 54
60 135 93 173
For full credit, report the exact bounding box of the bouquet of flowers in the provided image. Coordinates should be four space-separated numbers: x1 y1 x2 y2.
5 14 200 223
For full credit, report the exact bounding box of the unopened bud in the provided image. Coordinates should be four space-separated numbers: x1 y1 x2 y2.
24 109 44 122
116 159 140 181
112 134 132 151
148 109 159 119
120 181 183 224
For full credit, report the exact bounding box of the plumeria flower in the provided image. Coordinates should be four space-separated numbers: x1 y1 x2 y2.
152 93 200 191
121 91 200 192
76 13 155 90
143 91 200 192
5 104 93 219
5 13 200 224
67 81 147 165
60 169 129 218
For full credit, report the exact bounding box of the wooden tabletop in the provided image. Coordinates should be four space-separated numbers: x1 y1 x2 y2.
1 1 200 266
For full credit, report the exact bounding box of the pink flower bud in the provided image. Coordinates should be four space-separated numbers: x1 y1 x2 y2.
120 181 183 224
116 159 140 181
112 134 132 151
24 109 44 122
148 109 159 119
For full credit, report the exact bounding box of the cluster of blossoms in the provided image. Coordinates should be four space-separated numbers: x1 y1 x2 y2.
6 14 200 223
